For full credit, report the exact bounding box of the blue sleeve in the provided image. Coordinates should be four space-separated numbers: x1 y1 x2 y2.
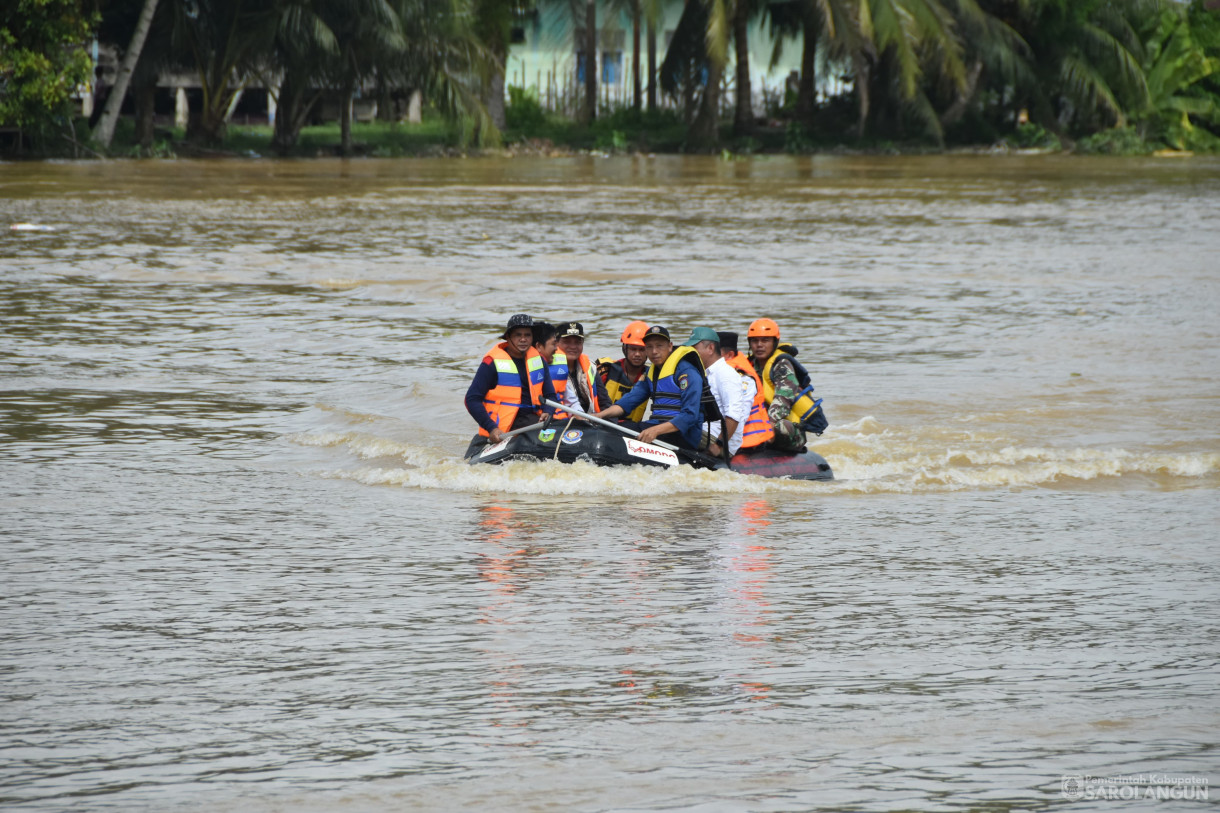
615 375 652 415
669 360 704 439
541 364 559 413
464 360 500 433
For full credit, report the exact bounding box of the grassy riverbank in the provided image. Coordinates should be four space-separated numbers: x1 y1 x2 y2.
13 111 1213 160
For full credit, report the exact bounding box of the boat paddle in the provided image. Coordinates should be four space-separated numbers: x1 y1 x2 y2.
496 418 551 441
542 399 725 470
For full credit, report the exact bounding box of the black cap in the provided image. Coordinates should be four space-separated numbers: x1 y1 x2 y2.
644 325 670 340
556 321 585 339
718 331 739 351
501 313 533 339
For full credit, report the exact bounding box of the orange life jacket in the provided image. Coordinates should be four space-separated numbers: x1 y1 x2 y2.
727 353 774 448
480 343 546 437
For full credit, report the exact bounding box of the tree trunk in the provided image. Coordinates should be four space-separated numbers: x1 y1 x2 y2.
647 20 657 110
583 0 598 123
689 59 723 151
272 75 317 154
939 58 984 129
795 11 817 127
486 65 506 130
377 73 395 122
632 3 642 111
92 0 160 147
732 0 753 136
340 80 354 155
188 100 231 143
853 53 870 138
483 28 507 130
133 82 156 148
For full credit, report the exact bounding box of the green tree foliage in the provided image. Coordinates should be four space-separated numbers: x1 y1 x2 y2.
1131 6 1220 149
0 0 96 141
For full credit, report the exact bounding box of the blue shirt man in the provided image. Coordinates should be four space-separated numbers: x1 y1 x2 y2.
593 325 705 449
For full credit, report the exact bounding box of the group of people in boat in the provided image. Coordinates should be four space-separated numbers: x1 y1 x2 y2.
464 314 829 460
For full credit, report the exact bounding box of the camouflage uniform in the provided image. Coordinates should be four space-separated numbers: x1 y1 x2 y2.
756 355 807 451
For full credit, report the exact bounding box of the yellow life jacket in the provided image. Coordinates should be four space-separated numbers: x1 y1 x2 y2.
760 348 823 429
598 357 649 422
648 346 704 423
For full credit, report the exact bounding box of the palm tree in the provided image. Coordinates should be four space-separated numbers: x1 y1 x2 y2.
92 0 161 147
473 0 516 129
170 0 290 143
325 0 404 154
581 0 597 121
853 0 969 140
936 0 1030 132
1012 0 1164 140
266 0 338 153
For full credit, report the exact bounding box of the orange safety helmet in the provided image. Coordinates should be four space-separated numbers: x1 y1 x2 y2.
747 318 780 339
620 320 650 347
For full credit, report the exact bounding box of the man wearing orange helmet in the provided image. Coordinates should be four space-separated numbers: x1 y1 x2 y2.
747 318 828 451
597 320 650 422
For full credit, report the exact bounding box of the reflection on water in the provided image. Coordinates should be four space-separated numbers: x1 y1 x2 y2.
1 157 1217 811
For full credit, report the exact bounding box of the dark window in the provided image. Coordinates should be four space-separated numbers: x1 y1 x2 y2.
602 51 622 85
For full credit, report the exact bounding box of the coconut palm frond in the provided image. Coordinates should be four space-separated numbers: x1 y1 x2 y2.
1061 53 1125 125
905 87 943 142
1079 20 1148 111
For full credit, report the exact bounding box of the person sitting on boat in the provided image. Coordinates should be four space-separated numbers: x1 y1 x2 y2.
719 330 774 453
532 321 558 364
596 320 650 421
685 327 750 458
464 313 559 450
552 321 609 414
592 325 705 449
747 318 829 452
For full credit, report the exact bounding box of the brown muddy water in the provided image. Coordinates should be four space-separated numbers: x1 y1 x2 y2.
1 155 1218 811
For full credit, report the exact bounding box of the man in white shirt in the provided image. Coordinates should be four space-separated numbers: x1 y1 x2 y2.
719 330 759 415
683 326 751 458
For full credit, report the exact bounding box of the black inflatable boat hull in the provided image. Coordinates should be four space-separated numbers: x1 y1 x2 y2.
465 425 833 481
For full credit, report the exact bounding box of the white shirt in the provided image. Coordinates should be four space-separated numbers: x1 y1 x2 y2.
704 357 751 454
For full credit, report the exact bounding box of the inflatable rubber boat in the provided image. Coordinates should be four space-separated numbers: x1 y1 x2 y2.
464 421 833 481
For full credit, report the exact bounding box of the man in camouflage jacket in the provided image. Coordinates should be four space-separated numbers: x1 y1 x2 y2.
755 352 807 451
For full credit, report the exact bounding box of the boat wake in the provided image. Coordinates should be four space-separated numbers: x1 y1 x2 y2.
286 418 1220 496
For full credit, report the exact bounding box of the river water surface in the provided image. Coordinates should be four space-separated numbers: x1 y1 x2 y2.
2 156 1218 811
